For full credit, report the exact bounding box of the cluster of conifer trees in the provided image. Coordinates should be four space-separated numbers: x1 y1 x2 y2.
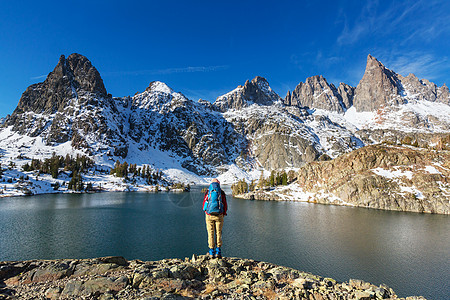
231 170 297 196
21 153 94 191
110 160 164 185
22 153 94 178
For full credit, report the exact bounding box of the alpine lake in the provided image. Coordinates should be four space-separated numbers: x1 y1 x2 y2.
0 186 448 299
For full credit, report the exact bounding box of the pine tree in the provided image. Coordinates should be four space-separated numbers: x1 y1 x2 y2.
22 163 31 172
65 154 71 170
50 156 60 178
68 171 83 191
281 171 288 185
269 170 275 187
276 172 282 186
121 161 128 178
136 167 141 178
257 170 266 189
249 180 256 191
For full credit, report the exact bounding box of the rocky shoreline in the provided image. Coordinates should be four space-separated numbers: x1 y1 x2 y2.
236 145 450 215
0 256 425 300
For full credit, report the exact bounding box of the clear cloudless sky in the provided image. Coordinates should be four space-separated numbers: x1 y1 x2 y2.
1 0 449 117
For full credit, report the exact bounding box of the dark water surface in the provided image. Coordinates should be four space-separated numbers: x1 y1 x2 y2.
0 186 448 299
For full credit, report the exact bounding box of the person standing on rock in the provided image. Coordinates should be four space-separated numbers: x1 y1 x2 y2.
203 178 227 258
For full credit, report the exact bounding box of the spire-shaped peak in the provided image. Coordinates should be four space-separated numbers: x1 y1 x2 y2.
58 54 66 65
353 55 403 111
47 54 70 80
365 54 390 74
44 53 107 97
67 53 107 96
9 53 108 118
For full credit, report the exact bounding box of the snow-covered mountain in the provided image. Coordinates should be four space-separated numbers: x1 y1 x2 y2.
1 53 449 186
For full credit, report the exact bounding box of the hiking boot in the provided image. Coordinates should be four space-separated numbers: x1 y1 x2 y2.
215 247 222 259
208 248 215 257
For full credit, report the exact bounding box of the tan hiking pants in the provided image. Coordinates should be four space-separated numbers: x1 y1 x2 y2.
205 214 224 249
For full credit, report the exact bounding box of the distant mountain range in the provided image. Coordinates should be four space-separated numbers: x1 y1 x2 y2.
1 53 449 184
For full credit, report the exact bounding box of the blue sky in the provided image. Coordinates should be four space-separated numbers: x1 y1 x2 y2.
0 0 449 117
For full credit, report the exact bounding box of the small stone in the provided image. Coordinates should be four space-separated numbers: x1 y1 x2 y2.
44 286 61 299
341 283 352 292
99 292 115 300
354 290 375 300
375 287 387 298
293 278 308 289
61 280 83 297
153 268 170 279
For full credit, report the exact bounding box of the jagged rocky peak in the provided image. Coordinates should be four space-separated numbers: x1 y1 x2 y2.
133 81 189 110
284 75 351 113
398 73 438 102
244 76 281 105
438 83 450 105
9 53 107 117
44 53 107 98
3 53 124 151
400 73 450 105
214 76 281 112
64 53 107 96
353 54 404 112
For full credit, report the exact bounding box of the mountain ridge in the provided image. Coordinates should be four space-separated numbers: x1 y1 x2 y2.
1 53 449 187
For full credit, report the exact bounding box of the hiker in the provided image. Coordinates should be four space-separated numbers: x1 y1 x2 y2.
202 178 227 258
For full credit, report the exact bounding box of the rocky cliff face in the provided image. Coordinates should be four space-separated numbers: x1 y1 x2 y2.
284 75 351 113
398 74 450 105
1 54 250 175
295 144 450 214
239 144 450 214
437 83 450 104
337 82 355 109
283 54 449 115
0 256 422 299
224 104 320 170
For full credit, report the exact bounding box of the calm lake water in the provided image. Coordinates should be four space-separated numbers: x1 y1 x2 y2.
0 186 448 299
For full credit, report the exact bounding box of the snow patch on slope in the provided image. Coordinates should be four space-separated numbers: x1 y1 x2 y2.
372 167 414 180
